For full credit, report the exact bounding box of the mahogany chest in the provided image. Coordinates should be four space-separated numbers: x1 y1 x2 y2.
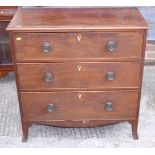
7 7 148 142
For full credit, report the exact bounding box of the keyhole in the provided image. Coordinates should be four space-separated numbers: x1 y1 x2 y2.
77 65 81 71
78 93 82 99
77 35 82 42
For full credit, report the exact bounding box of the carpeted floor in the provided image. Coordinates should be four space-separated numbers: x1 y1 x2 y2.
0 66 155 147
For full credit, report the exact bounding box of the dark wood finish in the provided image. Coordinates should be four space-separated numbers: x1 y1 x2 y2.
13 31 144 62
0 6 17 21
0 6 17 78
0 64 14 77
28 120 127 128
7 7 148 142
20 90 139 121
7 7 148 32
21 122 31 142
17 62 141 90
130 120 139 140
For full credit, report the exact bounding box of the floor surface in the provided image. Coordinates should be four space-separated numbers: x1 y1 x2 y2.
0 66 155 147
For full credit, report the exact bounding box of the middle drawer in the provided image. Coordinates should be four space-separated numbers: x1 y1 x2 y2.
17 62 141 90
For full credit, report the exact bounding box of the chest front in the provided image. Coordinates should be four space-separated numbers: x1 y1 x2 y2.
7 7 148 142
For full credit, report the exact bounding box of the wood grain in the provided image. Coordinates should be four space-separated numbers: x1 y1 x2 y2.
20 90 139 121
7 7 148 32
17 62 141 90
13 31 144 62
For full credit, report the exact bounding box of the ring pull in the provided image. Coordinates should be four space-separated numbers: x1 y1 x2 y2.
106 71 115 81
41 42 52 53
105 102 113 112
44 72 53 82
47 104 55 112
106 41 117 52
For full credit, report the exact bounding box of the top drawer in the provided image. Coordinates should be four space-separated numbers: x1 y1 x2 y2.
13 31 144 62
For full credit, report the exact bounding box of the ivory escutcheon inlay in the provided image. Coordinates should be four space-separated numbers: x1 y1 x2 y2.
77 35 82 42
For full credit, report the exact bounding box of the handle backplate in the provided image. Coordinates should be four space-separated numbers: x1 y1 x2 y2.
105 102 113 111
44 72 53 82
41 42 52 53
47 103 54 112
106 41 117 52
106 71 115 81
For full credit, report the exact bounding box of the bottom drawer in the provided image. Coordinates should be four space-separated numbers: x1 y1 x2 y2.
20 90 139 121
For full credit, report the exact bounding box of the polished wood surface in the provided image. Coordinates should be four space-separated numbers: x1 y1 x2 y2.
13 31 144 62
7 7 147 142
0 6 17 21
20 90 139 121
7 7 148 32
17 62 141 90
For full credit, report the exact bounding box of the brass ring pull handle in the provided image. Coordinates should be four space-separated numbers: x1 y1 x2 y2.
41 42 52 53
47 104 54 112
44 72 53 82
106 41 117 52
106 71 115 81
105 102 113 111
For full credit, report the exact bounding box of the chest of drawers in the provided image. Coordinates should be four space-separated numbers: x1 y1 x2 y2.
7 7 148 142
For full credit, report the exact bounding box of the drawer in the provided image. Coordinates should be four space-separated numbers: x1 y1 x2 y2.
13 32 144 61
17 62 141 90
20 90 139 121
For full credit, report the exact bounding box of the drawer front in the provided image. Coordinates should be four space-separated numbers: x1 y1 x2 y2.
20 91 139 121
14 32 143 61
17 62 141 90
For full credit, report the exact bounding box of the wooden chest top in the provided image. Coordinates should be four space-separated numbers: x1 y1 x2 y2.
7 7 148 32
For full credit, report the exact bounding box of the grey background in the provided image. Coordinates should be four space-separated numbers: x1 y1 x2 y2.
139 7 155 40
